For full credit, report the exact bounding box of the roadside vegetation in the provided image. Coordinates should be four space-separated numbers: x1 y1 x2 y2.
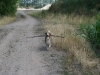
0 16 16 26
31 0 100 75
0 0 17 26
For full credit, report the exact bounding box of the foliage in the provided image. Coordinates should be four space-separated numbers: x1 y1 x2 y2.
49 0 63 13
49 0 99 15
0 0 18 16
80 14 100 57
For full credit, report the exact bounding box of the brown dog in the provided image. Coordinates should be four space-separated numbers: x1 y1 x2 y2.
45 31 52 47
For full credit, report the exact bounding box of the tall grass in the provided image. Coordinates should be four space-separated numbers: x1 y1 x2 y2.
43 14 98 66
0 16 16 26
31 11 100 74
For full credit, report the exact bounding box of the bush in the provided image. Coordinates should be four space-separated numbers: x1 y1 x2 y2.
80 15 100 57
49 0 99 15
0 0 18 16
49 1 63 13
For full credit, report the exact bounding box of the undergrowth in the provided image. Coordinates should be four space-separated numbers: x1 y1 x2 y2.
49 0 99 16
79 14 100 58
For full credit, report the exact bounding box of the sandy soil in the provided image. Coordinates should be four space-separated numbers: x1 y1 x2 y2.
0 10 65 75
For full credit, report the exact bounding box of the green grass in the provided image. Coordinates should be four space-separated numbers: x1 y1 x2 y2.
79 15 100 57
63 71 69 75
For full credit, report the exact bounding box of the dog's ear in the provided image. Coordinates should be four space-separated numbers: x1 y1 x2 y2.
49 33 51 35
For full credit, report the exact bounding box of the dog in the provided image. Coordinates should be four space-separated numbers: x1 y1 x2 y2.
45 31 52 47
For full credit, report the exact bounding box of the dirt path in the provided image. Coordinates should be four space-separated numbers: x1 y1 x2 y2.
0 10 65 75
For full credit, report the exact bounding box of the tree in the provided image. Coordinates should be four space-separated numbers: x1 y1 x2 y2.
0 0 18 16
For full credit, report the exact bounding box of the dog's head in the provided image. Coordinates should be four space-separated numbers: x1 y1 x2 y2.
45 30 51 37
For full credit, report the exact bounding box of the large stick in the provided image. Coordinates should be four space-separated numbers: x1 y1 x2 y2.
51 35 65 38
26 35 65 38
26 35 45 38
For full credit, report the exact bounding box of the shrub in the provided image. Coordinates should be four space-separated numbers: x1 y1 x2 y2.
80 15 100 57
49 0 63 13
49 0 99 15
0 0 18 16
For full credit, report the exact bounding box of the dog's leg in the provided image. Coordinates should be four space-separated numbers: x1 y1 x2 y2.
49 44 51 47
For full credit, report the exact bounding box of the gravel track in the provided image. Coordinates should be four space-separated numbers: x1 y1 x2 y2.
0 10 65 75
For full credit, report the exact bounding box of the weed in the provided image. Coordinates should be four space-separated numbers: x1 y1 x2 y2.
79 16 100 57
63 71 69 75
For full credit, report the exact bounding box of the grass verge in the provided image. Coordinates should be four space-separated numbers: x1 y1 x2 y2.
31 12 100 75
0 16 16 26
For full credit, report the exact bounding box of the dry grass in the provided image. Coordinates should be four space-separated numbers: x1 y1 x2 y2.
41 13 100 74
0 16 16 26
66 14 95 25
